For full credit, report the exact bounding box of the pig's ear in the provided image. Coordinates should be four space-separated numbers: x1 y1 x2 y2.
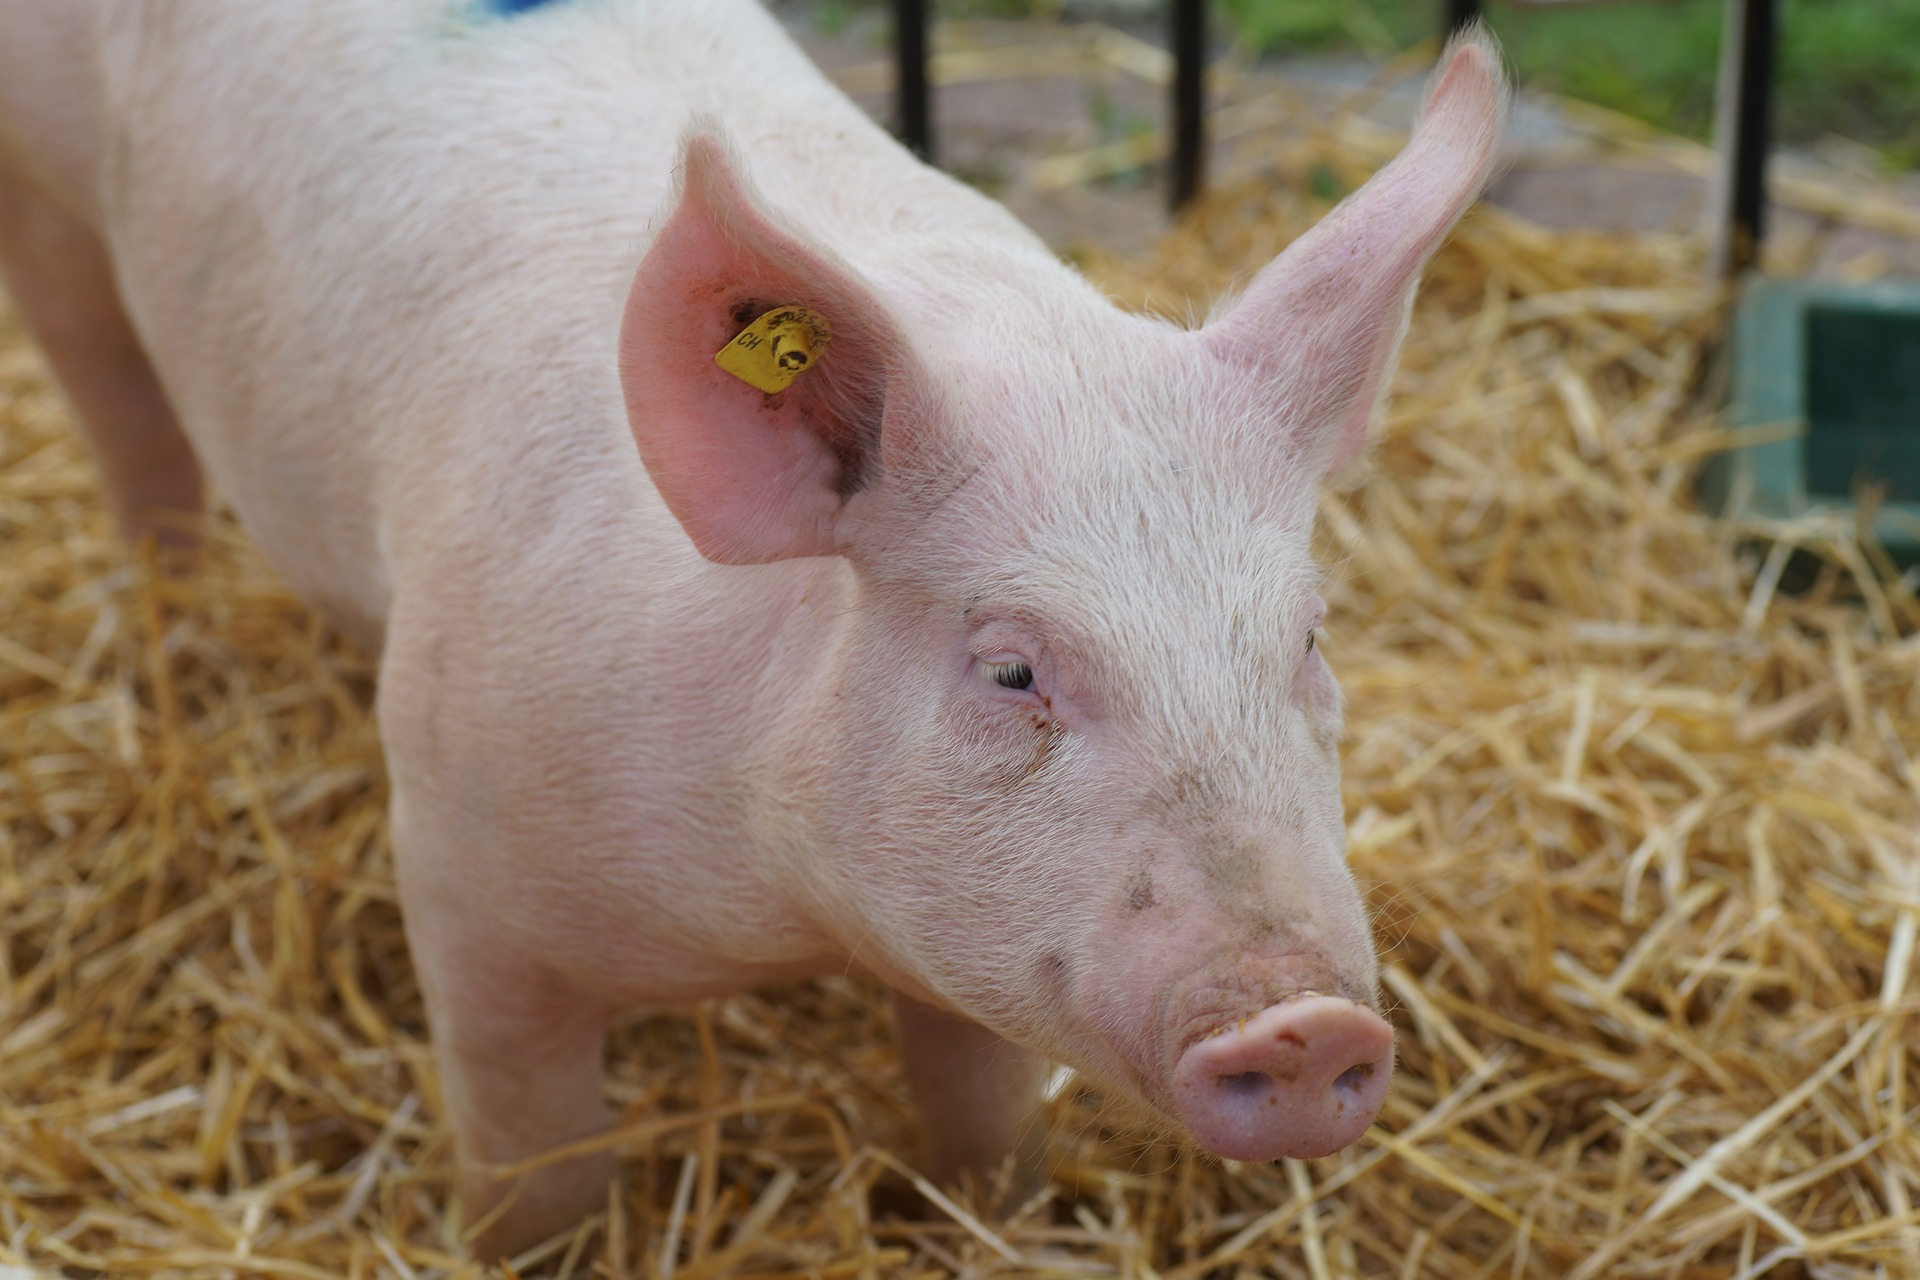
619 132 926 564
1201 29 1507 476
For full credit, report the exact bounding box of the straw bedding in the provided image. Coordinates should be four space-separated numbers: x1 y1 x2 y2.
3 88 1918 1280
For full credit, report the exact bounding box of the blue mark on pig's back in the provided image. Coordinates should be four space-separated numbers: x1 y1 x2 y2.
491 0 567 14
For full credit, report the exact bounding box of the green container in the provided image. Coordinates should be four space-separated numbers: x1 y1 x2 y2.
1703 276 1920 563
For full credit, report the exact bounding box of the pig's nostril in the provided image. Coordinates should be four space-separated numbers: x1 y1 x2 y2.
1333 1062 1374 1093
1217 1070 1273 1096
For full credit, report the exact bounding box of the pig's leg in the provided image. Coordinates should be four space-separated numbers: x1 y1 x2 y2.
0 181 203 544
394 828 616 1259
892 994 1051 1204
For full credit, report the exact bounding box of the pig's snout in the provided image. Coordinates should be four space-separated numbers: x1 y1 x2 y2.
1172 995 1393 1162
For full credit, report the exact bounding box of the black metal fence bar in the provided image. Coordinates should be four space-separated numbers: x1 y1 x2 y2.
1726 0 1777 272
895 0 932 162
1170 0 1207 211
1445 0 1481 35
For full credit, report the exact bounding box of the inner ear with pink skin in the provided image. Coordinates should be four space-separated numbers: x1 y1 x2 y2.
1200 30 1509 478
619 131 932 565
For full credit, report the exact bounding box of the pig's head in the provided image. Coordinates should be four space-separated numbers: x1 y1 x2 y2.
619 35 1506 1164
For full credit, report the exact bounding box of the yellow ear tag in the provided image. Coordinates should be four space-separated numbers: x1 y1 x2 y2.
714 306 832 394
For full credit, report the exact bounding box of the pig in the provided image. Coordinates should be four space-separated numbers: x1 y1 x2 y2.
0 0 1506 1258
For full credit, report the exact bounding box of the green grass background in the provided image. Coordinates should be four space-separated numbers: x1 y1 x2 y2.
1222 0 1920 170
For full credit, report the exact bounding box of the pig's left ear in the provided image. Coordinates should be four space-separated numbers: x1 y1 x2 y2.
1201 30 1508 477
619 131 931 564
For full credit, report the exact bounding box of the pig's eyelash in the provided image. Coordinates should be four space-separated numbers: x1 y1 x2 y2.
984 660 1035 691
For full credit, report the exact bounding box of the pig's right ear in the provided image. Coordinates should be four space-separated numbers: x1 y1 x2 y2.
1200 30 1507 479
619 133 927 564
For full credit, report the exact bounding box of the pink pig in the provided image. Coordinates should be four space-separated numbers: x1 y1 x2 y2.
0 0 1506 1256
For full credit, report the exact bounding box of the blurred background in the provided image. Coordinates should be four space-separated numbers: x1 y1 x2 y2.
769 0 1920 274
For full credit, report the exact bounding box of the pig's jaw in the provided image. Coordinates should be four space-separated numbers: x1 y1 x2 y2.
742 737 1398 1166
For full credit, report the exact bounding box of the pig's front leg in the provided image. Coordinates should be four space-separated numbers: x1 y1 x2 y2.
892 994 1051 1204
392 799 616 1260
0 180 203 545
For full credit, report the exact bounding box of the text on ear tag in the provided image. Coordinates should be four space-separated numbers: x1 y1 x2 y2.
714 306 832 394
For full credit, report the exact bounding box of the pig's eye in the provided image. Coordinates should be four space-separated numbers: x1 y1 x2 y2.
986 660 1034 691
1305 631 1317 655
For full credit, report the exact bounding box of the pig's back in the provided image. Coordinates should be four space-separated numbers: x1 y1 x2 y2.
88 0 974 645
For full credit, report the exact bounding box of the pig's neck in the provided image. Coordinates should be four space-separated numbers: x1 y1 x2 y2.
703 562 929 992
837 234 1106 349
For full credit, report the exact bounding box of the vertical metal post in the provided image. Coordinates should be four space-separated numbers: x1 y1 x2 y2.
1170 0 1205 212
896 0 932 162
1444 0 1481 35
1719 0 1777 275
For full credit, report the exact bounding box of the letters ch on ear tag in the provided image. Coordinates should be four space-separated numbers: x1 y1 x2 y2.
714 306 833 394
